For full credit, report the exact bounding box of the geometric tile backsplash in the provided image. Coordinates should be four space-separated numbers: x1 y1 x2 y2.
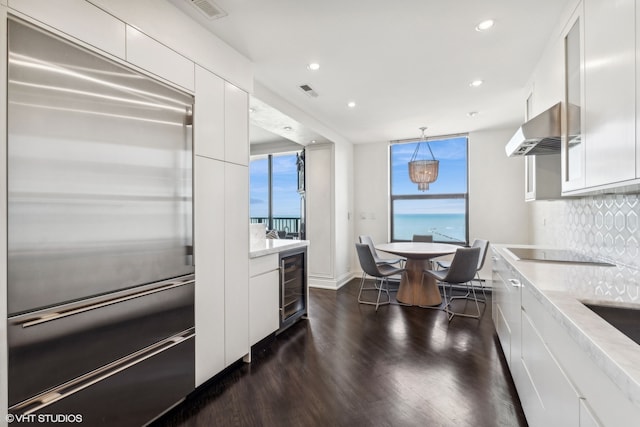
532 193 640 302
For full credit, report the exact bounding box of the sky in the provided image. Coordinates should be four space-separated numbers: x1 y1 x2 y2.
250 153 301 218
391 136 468 197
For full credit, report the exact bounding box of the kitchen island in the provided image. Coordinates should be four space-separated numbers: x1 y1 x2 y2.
492 244 640 427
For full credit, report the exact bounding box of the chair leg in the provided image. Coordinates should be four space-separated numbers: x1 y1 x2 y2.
444 281 482 321
359 273 391 309
449 272 487 304
375 277 391 311
358 274 381 304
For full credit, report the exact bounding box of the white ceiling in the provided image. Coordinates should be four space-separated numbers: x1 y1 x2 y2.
168 0 570 145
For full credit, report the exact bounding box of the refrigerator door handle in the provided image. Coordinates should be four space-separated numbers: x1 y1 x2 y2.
19 279 195 328
10 329 195 416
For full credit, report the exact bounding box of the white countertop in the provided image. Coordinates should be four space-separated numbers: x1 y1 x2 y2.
494 244 640 406
249 239 309 258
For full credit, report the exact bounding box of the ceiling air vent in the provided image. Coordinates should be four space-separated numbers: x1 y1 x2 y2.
299 84 318 98
188 0 227 20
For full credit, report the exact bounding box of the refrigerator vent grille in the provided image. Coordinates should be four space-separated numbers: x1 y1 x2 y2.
189 0 227 19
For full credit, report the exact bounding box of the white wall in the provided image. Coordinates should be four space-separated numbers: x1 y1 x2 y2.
353 142 390 245
468 128 530 245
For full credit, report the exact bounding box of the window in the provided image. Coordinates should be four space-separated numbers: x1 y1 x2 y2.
390 135 468 243
250 152 303 238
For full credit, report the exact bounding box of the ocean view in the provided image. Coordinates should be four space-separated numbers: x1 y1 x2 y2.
394 213 466 242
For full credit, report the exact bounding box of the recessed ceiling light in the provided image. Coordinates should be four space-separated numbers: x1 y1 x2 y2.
310 140 317 144
307 62 320 71
469 80 484 87
467 111 479 117
475 19 494 32
347 101 356 108
249 107 255 113
283 126 292 131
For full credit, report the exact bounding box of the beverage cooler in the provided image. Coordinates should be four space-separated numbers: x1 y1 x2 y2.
279 247 308 332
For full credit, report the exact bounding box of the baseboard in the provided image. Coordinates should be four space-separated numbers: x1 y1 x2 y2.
309 271 356 290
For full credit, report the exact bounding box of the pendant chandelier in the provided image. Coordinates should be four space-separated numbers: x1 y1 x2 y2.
408 127 439 191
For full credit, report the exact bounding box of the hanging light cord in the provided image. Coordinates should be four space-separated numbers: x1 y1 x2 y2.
410 127 436 162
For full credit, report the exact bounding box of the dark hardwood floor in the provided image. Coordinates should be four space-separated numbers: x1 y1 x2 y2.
152 279 528 427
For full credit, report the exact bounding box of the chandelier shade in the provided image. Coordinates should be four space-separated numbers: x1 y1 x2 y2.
408 159 439 191
408 127 439 191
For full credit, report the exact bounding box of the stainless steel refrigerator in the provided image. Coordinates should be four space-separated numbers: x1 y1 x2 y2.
7 19 196 425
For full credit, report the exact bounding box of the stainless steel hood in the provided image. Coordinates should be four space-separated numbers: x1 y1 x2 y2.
505 102 561 157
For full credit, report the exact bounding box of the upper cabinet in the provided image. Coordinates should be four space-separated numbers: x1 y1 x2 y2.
8 0 125 59
583 0 636 187
562 5 586 193
125 26 195 92
562 0 638 194
224 82 249 166
194 65 225 160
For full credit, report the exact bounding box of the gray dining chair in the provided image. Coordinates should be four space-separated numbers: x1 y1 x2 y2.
355 243 406 311
422 246 481 321
436 239 489 303
412 234 433 242
358 235 404 267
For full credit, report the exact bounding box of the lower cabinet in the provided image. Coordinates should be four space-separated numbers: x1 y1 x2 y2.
249 254 280 346
520 293 580 427
491 250 522 372
492 249 637 427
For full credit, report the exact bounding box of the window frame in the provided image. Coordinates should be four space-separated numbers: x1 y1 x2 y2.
389 134 470 244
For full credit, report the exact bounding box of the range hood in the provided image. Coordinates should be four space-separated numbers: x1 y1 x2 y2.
505 102 561 157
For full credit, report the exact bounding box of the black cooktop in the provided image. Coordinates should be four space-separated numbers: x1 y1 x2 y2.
506 247 615 267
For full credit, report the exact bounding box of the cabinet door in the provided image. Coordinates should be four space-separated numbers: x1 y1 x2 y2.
583 0 635 187
579 399 603 427
562 6 586 193
249 270 279 346
194 65 224 160
194 156 225 386
224 162 249 365
224 82 249 165
126 26 194 91
8 0 125 58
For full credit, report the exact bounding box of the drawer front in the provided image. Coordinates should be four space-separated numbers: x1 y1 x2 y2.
8 279 194 405
22 334 195 426
250 253 278 277
521 309 579 427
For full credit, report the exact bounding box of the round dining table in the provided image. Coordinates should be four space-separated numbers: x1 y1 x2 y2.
375 242 459 306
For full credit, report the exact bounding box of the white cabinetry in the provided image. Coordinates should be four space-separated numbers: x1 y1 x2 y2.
520 283 580 427
194 156 225 387
583 0 635 187
562 4 586 193
562 0 638 194
491 251 520 367
194 65 224 160
249 254 279 346
125 26 194 91
224 162 249 365
8 0 125 58
224 83 249 166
